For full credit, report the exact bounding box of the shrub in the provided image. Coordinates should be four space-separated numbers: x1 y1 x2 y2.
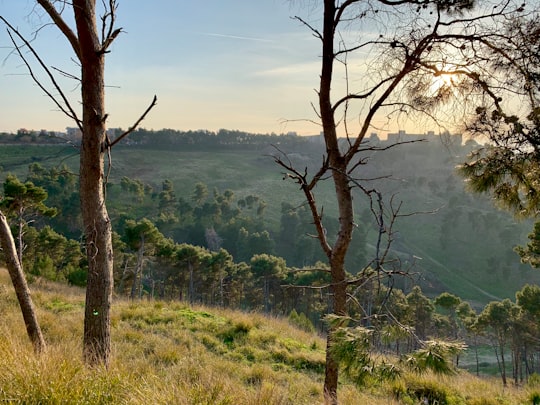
529 373 540 387
529 391 540 405
218 320 252 346
288 309 315 333
66 266 87 286
31 256 56 280
403 377 451 405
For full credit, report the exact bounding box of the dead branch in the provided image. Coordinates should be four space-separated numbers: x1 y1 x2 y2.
100 0 121 54
292 15 322 40
108 95 158 148
287 267 331 274
273 148 333 257
51 65 80 82
283 283 330 290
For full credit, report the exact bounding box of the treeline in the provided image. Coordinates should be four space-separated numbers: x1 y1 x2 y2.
0 128 313 149
124 128 310 149
0 129 65 144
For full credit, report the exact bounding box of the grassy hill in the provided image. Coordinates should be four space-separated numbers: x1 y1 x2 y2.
1 140 540 305
0 269 536 404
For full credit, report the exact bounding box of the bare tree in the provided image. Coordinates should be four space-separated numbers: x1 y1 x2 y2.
1 1 156 366
278 0 531 402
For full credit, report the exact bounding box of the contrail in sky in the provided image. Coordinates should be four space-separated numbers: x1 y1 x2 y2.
200 32 273 43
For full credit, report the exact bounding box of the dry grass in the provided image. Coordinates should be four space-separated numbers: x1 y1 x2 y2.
0 269 534 404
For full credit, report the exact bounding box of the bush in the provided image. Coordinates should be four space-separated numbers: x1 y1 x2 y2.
402 377 451 405
66 266 87 286
31 255 56 280
288 309 315 333
529 373 540 387
218 320 252 346
529 391 540 405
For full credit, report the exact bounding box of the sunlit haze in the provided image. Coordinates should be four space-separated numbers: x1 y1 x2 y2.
0 1 442 137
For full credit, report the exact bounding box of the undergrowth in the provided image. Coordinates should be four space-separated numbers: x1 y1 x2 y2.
0 271 532 404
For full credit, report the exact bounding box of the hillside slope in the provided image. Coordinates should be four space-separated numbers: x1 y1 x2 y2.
1 139 539 303
0 270 533 404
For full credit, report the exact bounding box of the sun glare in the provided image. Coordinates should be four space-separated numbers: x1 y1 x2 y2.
430 73 456 94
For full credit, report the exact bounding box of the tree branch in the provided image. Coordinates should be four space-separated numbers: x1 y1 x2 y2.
108 95 158 148
36 0 81 60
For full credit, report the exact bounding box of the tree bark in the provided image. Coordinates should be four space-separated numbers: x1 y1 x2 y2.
318 1 355 403
73 0 114 367
0 210 45 353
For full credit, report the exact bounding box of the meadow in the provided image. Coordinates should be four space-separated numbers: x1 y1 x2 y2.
0 269 537 404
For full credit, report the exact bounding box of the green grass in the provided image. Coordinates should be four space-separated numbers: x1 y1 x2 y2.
0 269 535 404
0 144 79 175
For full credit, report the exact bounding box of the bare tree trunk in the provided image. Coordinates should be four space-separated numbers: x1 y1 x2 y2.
319 1 354 402
189 261 195 304
17 210 24 269
500 343 508 386
117 258 131 294
0 211 45 353
28 0 154 366
130 237 145 300
73 0 114 367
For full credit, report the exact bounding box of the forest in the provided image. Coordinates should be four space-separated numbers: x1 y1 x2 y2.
1 129 540 386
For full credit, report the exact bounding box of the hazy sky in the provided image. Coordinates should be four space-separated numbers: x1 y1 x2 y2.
0 1 335 135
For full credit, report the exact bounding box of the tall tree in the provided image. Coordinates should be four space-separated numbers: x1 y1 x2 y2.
275 0 530 401
250 253 287 314
476 299 521 386
123 218 165 299
1 1 156 365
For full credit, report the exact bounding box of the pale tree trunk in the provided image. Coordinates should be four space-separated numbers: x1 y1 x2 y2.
17 210 24 269
130 236 145 299
189 261 195 304
72 0 114 367
0 210 45 353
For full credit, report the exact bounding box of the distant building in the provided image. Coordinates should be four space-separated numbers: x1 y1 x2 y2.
386 130 462 145
367 132 380 144
304 132 325 144
65 127 82 142
64 127 120 143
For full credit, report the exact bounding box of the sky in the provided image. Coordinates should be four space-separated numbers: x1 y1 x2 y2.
0 1 332 135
